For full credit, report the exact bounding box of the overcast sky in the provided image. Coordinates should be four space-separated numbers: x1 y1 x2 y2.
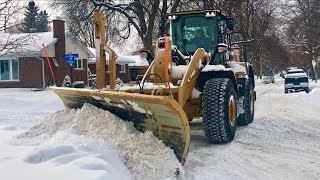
30 0 62 20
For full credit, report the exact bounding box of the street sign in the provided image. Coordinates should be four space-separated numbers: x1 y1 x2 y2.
64 53 78 65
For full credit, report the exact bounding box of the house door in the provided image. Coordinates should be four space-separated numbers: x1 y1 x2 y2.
131 68 138 81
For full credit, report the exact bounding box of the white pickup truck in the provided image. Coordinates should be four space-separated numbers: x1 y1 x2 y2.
284 69 309 93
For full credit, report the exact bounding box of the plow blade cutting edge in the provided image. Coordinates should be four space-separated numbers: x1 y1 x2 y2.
50 87 190 164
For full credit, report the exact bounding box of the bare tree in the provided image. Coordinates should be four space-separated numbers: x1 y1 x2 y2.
0 0 32 57
87 0 183 52
0 0 24 33
53 0 290 75
285 0 320 79
201 0 287 77
51 0 96 48
54 0 204 51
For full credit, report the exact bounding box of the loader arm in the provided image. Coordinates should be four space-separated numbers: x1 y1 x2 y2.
178 48 210 107
141 37 173 85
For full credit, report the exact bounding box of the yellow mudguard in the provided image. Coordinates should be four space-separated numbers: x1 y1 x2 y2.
50 87 190 164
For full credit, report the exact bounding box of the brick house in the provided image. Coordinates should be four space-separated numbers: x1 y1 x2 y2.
127 55 149 81
0 18 94 89
87 48 149 84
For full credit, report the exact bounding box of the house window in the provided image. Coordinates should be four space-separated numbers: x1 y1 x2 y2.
0 59 19 81
120 64 126 73
75 59 83 69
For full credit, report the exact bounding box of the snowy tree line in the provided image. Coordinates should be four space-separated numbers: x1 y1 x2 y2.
0 0 50 57
20 1 50 33
0 0 319 79
0 0 50 33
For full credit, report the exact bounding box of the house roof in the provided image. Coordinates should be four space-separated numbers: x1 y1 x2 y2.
87 47 137 65
0 32 57 57
126 55 149 67
0 31 94 59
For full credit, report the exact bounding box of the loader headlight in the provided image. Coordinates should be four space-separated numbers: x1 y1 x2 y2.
218 46 228 53
205 12 216 17
168 15 177 20
217 43 228 53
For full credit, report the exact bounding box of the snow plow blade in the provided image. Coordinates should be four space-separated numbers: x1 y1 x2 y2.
50 87 190 164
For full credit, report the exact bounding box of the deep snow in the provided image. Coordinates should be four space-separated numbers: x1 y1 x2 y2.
0 77 320 179
185 78 320 180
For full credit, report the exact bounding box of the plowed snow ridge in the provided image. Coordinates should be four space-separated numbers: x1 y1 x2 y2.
19 103 182 180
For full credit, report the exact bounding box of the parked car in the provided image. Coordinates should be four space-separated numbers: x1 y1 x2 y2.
262 75 275 84
284 69 309 93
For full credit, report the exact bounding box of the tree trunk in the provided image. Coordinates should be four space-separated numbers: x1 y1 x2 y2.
308 55 316 80
142 36 154 53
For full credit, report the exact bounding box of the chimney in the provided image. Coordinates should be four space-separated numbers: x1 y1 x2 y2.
52 17 66 86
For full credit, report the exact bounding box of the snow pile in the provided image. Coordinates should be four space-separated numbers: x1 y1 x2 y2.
201 65 231 72
119 82 177 91
172 65 189 79
1 129 131 180
191 88 202 99
23 144 75 164
227 61 247 73
0 125 17 131
19 103 182 179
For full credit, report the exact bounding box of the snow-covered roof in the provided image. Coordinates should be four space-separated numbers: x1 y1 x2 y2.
87 47 139 65
127 55 149 67
288 69 304 73
0 31 93 59
285 73 307 78
0 32 57 57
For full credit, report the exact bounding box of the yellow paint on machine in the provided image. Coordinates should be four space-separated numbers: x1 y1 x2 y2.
50 87 190 164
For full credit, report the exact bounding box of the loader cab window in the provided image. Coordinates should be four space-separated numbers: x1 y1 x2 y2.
171 16 218 55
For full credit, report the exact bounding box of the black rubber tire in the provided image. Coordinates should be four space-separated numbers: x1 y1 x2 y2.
202 78 237 143
285 88 288 94
238 79 254 126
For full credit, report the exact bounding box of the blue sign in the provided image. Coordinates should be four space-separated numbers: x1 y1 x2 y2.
64 53 78 65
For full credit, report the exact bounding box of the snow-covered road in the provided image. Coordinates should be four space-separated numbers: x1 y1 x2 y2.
185 79 320 180
0 78 319 179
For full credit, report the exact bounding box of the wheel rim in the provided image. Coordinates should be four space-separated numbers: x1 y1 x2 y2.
229 95 236 127
250 89 254 114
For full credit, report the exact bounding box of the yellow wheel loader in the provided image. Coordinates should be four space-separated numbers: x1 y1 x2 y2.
50 10 256 165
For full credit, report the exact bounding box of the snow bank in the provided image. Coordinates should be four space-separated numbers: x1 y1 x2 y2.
201 65 230 72
0 125 17 131
172 65 189 79
191 88 202 99
23 145 75 164
227 61 247 73
19 103 182 179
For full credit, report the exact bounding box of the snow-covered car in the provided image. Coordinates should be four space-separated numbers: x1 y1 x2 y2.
262 75 275 84
284 69 309 93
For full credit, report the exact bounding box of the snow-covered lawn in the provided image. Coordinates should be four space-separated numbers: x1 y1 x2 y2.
0 78 319 179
